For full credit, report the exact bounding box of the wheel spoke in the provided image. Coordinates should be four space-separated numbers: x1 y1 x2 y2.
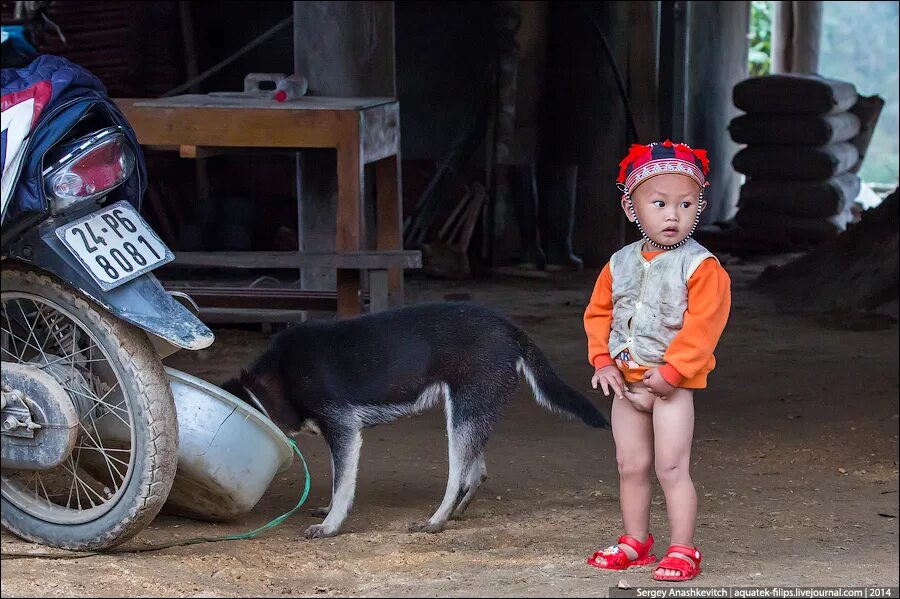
1 327 46 362
17 300 49 363
2 288 138 524
34 304 64 355
35 473 53 507
83 410 124 493
61 458 104 507
75 444 131 469
66 465 78 509
74 445 132 453
40 351 105 370
2 306 22 360
65 380 131 430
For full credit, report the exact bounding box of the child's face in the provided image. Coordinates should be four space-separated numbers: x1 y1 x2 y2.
621 173 705 248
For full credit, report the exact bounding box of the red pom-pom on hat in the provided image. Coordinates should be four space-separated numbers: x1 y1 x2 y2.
616 140 710 193
617 144 653 184
691 148 710 175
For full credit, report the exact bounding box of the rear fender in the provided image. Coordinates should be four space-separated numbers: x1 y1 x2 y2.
5 218 213 352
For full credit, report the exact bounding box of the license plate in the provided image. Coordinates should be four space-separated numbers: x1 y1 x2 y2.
56 201 174 291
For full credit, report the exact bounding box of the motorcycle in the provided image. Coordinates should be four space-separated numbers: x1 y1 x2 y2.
1 55 214 550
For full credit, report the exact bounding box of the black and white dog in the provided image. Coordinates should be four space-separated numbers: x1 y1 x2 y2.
222 302 607 539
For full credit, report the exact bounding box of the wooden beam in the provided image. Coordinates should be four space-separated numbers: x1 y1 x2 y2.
171 250 422 269
178 145 232 159
114 98 394 149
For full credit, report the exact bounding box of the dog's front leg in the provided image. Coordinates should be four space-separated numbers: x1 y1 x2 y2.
305 427 362 539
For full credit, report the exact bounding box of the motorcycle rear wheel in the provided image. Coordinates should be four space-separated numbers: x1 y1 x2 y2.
1 266 178 550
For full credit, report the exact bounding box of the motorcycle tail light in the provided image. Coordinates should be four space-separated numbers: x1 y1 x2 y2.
43 128 136 213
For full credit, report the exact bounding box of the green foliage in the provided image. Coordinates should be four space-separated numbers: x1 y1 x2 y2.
748 1 772 77
820 1 899 184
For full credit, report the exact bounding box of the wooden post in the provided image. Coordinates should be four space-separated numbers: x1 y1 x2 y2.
685 1 750 224
375 154 403 305
772 1 823 75
489 1 521 266
292 1 397 317
628 1 660 142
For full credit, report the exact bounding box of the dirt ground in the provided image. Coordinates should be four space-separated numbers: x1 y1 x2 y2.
2 257 898 597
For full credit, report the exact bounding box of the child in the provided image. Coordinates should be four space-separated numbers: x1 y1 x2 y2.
583 140 731 582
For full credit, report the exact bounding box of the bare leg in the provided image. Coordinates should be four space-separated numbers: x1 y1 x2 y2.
652 388 697 577
592 384 655 564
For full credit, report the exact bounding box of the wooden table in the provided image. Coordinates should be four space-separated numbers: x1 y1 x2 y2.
114 94 417 317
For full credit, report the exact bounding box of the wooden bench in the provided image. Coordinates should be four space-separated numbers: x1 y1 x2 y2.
114 95 410 320
166 250 421 319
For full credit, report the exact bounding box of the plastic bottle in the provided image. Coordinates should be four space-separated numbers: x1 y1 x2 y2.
273 74 309 102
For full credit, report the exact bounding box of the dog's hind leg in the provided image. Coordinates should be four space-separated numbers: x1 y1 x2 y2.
305 427 362 539
410 380 511 533
408 420 477 533
450 452 487 520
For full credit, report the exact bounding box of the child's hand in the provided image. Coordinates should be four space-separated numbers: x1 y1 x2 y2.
592 365 626 399
642 368 676 398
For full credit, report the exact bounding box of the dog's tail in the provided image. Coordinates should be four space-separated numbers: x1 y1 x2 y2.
516 332 609 428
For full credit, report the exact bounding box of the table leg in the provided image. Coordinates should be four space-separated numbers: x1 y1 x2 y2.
368 269 390 313
337 132 364 317
336 269 361 318
376 154 403 306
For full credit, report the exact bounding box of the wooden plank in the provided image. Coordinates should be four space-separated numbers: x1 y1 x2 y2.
198 308 310 324
114 99 348 148
362 103 400 164
375 154 404 305
132 94 395 111
178 145 232 159
163 287 340 311
172 250 422 269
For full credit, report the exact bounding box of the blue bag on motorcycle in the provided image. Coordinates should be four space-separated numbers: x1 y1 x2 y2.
1 54 146 233
2 55 212 352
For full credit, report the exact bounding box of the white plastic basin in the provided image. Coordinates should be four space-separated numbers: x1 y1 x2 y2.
163 367 294 521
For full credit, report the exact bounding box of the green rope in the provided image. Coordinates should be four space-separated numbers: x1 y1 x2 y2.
1 439 311 560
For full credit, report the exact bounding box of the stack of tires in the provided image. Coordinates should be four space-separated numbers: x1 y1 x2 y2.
729 74 862 247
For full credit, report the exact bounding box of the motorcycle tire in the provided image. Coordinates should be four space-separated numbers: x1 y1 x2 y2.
1 266 178 550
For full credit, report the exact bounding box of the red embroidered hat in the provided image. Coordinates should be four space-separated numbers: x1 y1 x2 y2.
616 140 710 195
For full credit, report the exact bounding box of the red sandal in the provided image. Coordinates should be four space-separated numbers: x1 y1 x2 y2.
653 544 702 581
586 534 657 570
